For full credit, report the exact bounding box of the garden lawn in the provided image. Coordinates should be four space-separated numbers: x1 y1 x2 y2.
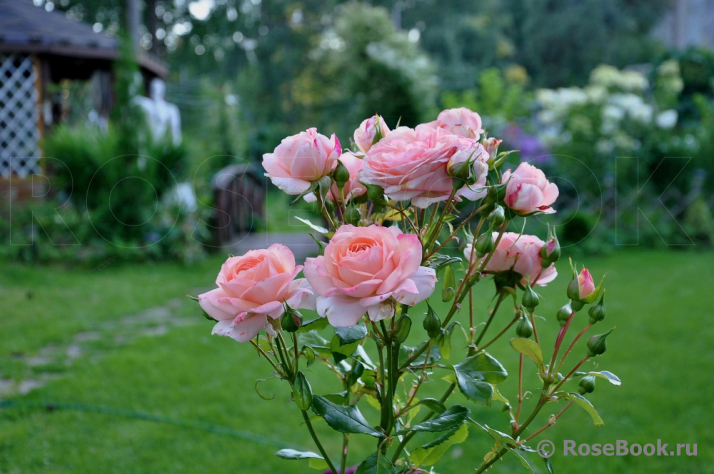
0 250 712 473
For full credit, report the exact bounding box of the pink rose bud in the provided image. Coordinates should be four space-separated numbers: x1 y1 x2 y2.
566 261 604 308
501 162 559 215
304 225 437 327
434 107 483 140
446 143 489 187
539 226 561 267
354 114 390 153
578 268 596 298
199 244 316 342
262 128 341 195
483 137 503 162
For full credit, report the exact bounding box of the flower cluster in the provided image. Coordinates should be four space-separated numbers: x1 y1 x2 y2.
195 107 616 474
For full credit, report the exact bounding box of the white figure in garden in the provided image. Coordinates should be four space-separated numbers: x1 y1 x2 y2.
134 78 182 145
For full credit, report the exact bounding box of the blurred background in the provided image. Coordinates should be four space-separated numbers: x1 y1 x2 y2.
0 0 713 472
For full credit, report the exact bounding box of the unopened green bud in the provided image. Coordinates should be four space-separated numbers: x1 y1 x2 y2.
442 265 455 302
487 183 508 202
515 314 533 338
281 305 302 333
423 305 441 339
578 375 596 395
449 158 473 185
522 284 539 312
588 291 606 325
487 205 505 226
343 206 361 225
333 160 350 189
557 302 572 328
475 231 495 258
566 277 580 302
392 315 412 344
540 226 561 267
586 329 614 358
365 183 384 201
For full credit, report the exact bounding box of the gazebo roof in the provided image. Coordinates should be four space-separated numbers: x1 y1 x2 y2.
0 0 166 77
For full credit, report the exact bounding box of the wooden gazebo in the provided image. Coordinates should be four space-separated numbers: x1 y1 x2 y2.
0 0 166 209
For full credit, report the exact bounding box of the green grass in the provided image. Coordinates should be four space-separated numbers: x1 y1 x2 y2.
0 250 712 473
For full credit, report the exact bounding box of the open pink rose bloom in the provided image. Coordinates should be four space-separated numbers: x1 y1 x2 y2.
305 225 436 326
262 127 341 195
199 244 315 342
465 232 558 286
361 122 489 208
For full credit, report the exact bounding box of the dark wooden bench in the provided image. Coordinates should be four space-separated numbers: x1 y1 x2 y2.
211 163 266 247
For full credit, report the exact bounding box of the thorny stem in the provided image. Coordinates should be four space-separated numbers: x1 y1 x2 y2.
475 379 555 474
478 313 520 352
473 292 508 347
269 336 338 474
523 401 574 443
330 189 345 224
292 332 300 374
340 378 352 474
548 311 576 377
398 220 509 372
250 340 281 374
424 189 458 255
555 324 592 374
391 383 457 463
395 341 433 418
274 335 293 379
529 310 540 344
425 203 488 259
468 288 475 343
300 409 340 474
553 356 590 393
515 354 524 424
316 192 338 230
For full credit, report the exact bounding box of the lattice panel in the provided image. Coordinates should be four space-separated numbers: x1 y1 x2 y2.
0 54 40 179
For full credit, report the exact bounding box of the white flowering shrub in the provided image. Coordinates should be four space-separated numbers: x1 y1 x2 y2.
534 64 687 197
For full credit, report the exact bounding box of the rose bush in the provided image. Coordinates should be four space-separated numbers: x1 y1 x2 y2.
194 107 617 474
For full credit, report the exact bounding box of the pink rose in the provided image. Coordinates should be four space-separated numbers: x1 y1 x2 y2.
426 108 483 140
361 126 488 208
262 128 341 195
501 162 559 215
354 115 390 153
464 232 557 287
199 244 315 342
304 225 437 327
